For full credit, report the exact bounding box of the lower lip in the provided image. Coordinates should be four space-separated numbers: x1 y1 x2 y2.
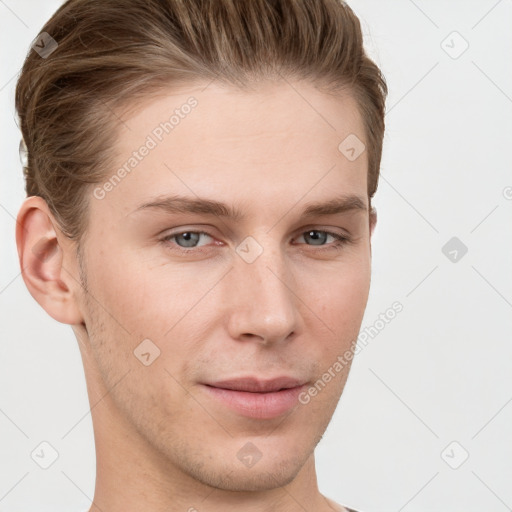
202 384 306 419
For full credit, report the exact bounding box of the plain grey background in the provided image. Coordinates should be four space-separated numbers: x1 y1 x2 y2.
1 1 511 511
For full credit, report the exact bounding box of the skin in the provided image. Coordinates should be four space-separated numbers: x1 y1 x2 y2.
17 79 376 512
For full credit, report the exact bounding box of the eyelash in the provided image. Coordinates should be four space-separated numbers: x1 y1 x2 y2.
159 229 352 254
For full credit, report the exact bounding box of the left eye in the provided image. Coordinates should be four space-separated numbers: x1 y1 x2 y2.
295 230 345 246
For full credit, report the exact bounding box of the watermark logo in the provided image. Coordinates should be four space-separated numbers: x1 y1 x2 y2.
237 442 262 468
93 97 198 200
133 338 161 366
442 236 468 263
236 236 264 264
441 31 469 60
31 32 58 59
338 133 366 162
31 441 59 469
299 301 403 405
441 441 469 469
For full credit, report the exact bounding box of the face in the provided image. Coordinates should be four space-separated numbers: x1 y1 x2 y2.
74 79 375 492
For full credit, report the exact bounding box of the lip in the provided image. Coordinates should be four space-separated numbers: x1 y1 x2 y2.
201 376 307 419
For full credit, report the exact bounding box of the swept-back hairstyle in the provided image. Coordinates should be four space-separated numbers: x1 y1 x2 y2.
16 0 387 242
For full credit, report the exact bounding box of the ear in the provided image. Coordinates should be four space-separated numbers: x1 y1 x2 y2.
16 196 84 325
369 206 377 238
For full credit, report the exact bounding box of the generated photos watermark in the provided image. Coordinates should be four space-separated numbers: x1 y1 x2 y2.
298 301 403 405
93 96 198 200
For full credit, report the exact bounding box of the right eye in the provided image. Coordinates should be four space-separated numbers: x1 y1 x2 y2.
160 230 214 249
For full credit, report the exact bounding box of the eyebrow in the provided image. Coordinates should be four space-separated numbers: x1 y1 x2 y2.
130 193 368 220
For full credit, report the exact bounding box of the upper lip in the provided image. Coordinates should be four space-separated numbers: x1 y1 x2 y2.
205 376 306 393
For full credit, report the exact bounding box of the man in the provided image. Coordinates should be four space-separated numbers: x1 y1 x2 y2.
15 0 387 510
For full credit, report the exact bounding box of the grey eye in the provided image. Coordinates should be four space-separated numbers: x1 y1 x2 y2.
174 232 201 247
303 230 329 245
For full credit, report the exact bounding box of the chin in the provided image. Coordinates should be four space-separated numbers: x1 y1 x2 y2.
193 456 305 492
168 435 313 493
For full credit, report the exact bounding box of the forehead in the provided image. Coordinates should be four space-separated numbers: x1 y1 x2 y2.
92 80 368 220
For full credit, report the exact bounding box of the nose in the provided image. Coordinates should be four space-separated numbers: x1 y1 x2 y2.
225 239 300 346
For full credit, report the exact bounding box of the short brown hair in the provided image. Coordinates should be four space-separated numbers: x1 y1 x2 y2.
15 0 387 243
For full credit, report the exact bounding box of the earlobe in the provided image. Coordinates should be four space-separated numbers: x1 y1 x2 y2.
16 196 84 325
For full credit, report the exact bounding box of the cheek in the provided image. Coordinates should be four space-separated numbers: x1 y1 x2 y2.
85 249 186 338
308 261 370 326
301 263 371 372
